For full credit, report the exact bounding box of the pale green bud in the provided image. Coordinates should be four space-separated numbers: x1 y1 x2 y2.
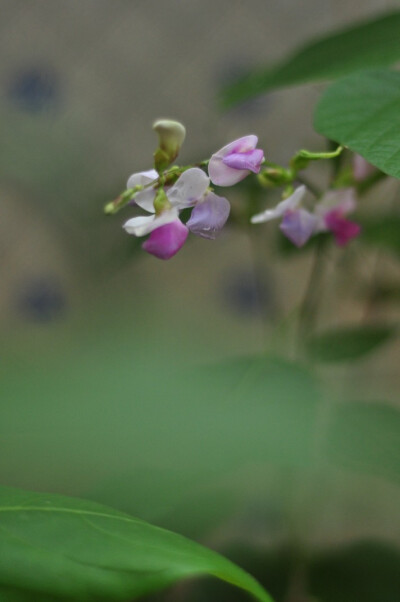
153 119 186 173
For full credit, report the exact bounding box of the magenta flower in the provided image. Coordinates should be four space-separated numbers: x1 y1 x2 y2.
209 135 264 186
142 220 189 260
324 211 361 246
315 188 361 246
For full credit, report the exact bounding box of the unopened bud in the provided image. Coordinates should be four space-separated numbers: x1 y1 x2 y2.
153 119 186 173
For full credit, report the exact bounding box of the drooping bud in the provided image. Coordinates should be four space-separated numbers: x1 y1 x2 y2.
153 119 186 173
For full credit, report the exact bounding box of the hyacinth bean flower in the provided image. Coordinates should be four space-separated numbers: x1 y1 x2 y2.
251 186 317 247
251 186 361 248
123 167 230 259
209 135 264 186
315 188 361 246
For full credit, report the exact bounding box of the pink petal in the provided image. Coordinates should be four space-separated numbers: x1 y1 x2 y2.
324 210 361 246
142 219 188 259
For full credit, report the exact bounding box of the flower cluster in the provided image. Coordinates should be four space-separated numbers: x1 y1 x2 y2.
122 124 264 259
251 186 361 247
110 119 362 260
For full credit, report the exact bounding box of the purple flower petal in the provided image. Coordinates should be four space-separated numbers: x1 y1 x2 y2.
324 210 361 246
222 149 264 173
209 135 264 186
187 193 230 239
280 209 318 247
142 219 188 259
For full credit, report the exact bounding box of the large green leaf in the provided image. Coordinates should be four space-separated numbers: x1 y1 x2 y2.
0 486 273 602
221 11 400 107
314 70 400 179
306 325 395 362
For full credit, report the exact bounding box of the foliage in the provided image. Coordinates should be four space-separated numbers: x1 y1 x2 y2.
0 486 272 602
221 11 400 107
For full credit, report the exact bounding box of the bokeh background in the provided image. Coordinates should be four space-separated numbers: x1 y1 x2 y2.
1 1 400 601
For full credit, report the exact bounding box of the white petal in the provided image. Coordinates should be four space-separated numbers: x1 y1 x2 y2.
167 168 210 209
126 169 158 213
316 188 357 217
126 169 158 190
251 186 306 224
123 208 179 237
134 188 157 213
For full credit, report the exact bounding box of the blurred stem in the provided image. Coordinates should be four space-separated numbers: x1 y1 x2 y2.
296 238 326 353
283 553 309 602
247 227 273 350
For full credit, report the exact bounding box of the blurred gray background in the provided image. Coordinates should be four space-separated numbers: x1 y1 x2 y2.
1 0 397 337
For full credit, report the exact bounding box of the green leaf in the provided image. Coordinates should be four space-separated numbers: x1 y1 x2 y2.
221 11 400 107
314 70 400 179
0 486 273 602
306 325 395 362
326 401 400 483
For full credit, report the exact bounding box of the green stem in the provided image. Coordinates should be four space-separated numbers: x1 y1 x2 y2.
296 238 327 354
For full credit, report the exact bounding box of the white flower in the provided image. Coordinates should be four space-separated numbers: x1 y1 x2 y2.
123 168 210 236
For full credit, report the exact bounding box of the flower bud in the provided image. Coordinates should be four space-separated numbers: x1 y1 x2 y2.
153 119 186 173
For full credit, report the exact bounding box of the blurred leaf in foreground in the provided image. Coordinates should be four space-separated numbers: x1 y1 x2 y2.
326 400 400 484
0 485 273 602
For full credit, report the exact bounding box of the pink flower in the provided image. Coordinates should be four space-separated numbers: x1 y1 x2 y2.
251 186 361 248
142 220 189 260
208 135 264 186
315 188 361 246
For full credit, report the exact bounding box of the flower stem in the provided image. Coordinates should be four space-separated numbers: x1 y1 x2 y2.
296 238 327 354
